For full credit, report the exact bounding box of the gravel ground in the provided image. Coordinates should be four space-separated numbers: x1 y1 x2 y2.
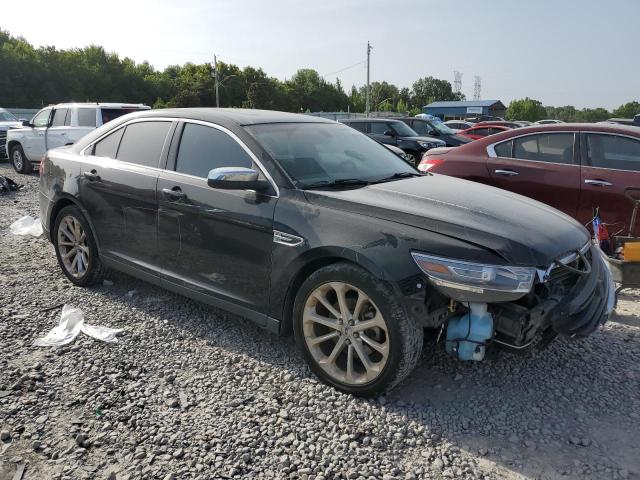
1 163 639 480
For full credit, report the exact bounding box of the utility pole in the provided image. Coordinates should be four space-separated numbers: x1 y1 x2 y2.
365 41 372 117
473 76 481 101
214 54 220 108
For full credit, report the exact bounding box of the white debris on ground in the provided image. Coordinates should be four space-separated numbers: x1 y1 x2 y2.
32 305 123 347
0 164 639 480
9 215 43 237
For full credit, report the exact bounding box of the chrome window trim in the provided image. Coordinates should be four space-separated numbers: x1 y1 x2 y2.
486 131 578 166
81 116 280 197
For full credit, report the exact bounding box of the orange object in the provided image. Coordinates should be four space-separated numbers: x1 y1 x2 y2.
623 242 640 262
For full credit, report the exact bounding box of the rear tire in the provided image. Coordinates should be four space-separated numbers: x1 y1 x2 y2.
53 205 106 287
10 144 32 174
293 262 423 396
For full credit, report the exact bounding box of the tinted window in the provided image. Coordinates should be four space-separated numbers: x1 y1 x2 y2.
93 128 124 158
514 133 574 164
494 140 513 157
245 123 416 187
369 122 389 135
176 123 253 178
346 122 367 133
32 109 51 128
411 121 434 136
77 108 97 127
471 128 490 136
51 109 69 127
117 121 171 167
586 134 640 171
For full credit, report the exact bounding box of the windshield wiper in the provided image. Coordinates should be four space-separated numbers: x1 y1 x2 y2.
372 172 424 184
303 178 371 190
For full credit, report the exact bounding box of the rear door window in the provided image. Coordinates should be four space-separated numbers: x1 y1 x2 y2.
77 108 97 127
117 121 172 168
347 122 367 133
494 140 513 157
93 128 125 158
175 123 253 178
585 133 640 171
514 133 575 164
51 109 69 127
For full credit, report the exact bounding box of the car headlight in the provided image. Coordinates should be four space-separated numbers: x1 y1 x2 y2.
417 141 433 149
411 252 536 294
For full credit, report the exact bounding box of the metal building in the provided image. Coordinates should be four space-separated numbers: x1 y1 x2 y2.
423 100 506 120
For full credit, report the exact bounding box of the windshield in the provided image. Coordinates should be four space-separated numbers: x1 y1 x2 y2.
0 109 17 122
431 120 456 135
245 123 417 188
389 121 418 137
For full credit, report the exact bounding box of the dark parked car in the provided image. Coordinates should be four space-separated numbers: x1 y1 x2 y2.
40 109 614 395
419 123 640 230
339 118 445 165
396 117 472 147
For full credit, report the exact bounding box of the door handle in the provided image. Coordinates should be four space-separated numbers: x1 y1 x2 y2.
585 179 612 187
161 187 186 200
494 169 519 176
82 170 100 182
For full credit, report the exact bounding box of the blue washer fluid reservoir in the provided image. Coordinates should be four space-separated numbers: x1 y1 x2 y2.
445 303 494 361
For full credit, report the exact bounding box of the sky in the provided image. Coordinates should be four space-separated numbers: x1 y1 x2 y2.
2 0 638 110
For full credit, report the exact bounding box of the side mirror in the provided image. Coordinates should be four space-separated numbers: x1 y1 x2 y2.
383 129 395 137
207 167 269 191
21 120 31 127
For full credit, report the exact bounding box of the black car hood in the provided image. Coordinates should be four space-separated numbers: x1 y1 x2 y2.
304 175 589 267
401 135 444 143
447 134 472 145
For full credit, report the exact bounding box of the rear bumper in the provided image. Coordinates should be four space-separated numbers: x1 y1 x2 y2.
549 245 614 337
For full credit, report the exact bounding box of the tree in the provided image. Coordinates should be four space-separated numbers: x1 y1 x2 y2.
612 101 640 119
506 98 547 122
410 77 460 110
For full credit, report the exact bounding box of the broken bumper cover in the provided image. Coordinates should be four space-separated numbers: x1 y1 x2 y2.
550 245 615 337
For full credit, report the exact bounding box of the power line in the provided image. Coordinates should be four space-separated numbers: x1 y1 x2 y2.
322 60 367 78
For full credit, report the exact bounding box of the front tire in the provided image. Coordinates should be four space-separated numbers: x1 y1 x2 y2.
404 151 419 167
293 262 423 396
53 205 106 286
10 144 32 174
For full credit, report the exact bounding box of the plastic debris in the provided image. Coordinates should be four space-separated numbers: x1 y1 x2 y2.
33 305 123 347
10 215 43 237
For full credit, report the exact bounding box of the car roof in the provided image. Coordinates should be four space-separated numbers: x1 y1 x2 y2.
131 108 335 126
44 102 150 109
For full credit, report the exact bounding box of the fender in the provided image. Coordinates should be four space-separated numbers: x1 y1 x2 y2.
47 193 103 254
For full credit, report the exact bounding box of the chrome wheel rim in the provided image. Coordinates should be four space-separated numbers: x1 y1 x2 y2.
406 153 417 166
57 215 89 278
12 150 23 170
303 282 389 385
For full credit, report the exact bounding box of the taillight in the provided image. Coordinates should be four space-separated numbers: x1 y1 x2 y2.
418 158 444 172
39 155 46 176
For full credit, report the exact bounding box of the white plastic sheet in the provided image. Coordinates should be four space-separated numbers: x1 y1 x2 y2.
33 305 123 347
10 215 43 237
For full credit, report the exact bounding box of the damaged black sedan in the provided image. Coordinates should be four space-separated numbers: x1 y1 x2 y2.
39 109 615 396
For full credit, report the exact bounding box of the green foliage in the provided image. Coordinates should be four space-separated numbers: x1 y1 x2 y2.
506 97 547 122
612 101 640 119
544 105 611 122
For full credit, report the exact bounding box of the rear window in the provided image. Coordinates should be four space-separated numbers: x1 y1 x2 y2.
514 133 574 164
116 121 172 168
101 108 146 125
77 108 97 127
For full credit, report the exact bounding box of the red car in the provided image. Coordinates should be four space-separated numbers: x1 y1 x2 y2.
458 124 512 140
418 123 640 230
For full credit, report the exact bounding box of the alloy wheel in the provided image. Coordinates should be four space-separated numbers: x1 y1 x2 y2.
302 282 389 385
12 149 23 171
57 215 89 278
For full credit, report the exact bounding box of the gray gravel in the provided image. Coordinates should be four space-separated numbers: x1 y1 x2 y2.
1 163 639 480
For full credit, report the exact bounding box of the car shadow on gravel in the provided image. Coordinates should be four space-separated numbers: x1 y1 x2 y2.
80 269 640 480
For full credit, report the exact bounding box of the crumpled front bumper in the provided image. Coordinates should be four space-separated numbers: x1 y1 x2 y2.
550 245 615 337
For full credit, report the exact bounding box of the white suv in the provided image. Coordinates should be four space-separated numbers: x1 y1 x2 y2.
6 102 150 173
